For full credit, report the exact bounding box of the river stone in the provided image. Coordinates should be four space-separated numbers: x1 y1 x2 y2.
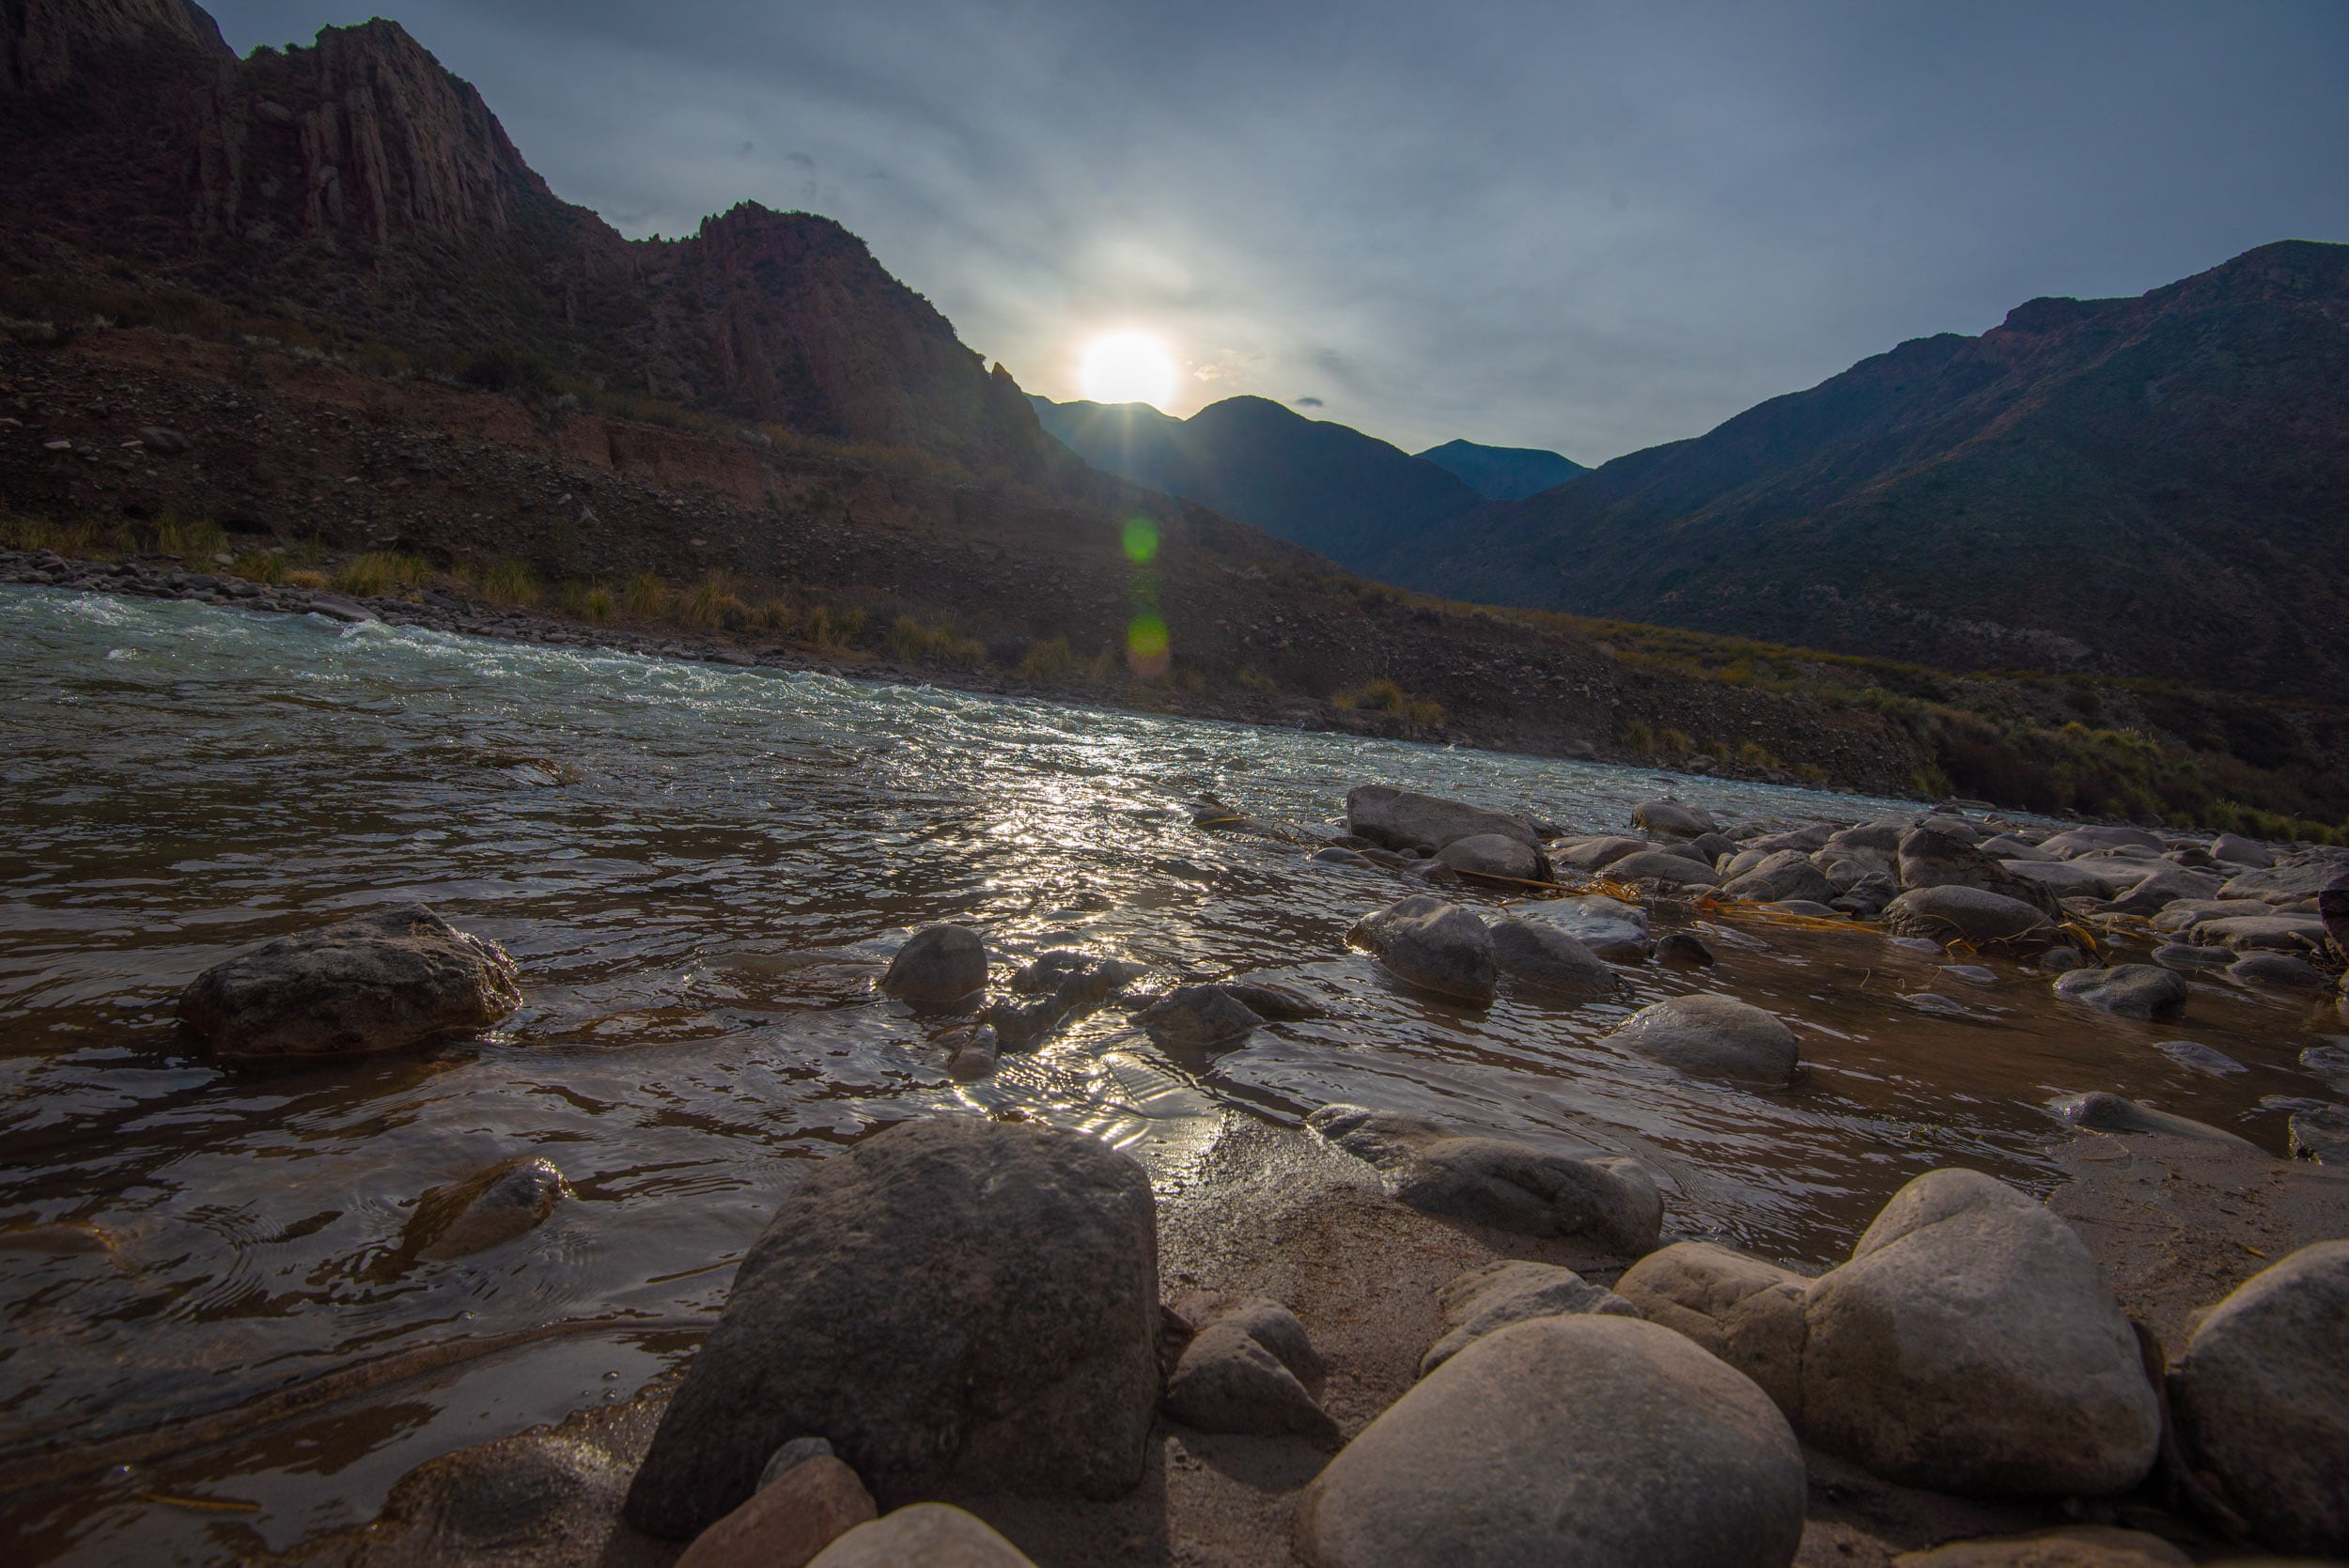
2287 1105 2349 1163
1896 826 2063 920
1348 895 1496 1003
621 1117 1159 1538
1888 1527 2192 1566
2052 965 2188 1019
2209 833 2274 867
1800 1168 2159 1496
1487 918 1622 1000
2229 951 2327 988
1173 1292 1325 1383
2189 913 2329 952
805 1505 1036 1567
2004 860 2147 901
178 906 522 1062
1163 1319 1338 1441
1828 819 1909 854
2151 1039 2245 1076
1607 993 1800 1084
2220 857 2349 905
2104 866 2222 916
1347 784 1539 855
1616 1242 1811 1423
1605 848 1724 888
2170 1240 2349 1555
2304 1045 2349 1094
2039 947 2089 974
2040 826 2168 855
2151 941 2232 971
1720 850 1839 905
1521 896 1650 960
1882 886 2050 946
1556 834 1648 872
1631 800 1721 838
1295 1314 1804 1568
1655 930 1716 967
674 1454 876 1568
408 1155 569 1262
1436 831 1547 883
1131 984 1265 1050
880 924 987 1010
2046 1092 2260 1151
1419 1260 1638 1375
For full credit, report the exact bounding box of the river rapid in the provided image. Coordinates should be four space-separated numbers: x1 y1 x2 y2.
2 584 2341 1564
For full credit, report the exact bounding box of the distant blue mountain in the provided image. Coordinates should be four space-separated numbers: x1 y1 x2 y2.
1415 439 1589 501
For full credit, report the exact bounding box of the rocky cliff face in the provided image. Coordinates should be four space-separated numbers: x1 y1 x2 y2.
0 0 1050 476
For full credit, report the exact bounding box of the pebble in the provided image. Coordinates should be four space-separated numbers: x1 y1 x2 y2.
2051 964 2188 1020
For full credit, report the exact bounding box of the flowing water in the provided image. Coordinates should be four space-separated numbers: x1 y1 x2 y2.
2 585 2341 1563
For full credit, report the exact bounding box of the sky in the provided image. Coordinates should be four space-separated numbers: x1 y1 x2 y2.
209 0 2349 463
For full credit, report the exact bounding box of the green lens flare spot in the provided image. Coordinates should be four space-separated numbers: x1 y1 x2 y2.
1122 518 1160 564
1126 613 1170 676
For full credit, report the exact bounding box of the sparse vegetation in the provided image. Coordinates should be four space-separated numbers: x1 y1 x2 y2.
558 581 614 624
890 614 986 669
676 572 747 629
621 571 667 619
334 551 430 597
1331 677 1445 727
481 558 540 607
1017 636 1075 681
803 604 865 648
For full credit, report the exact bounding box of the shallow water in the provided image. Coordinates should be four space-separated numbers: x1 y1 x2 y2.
2 584 2341 1563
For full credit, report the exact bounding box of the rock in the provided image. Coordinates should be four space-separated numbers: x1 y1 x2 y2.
178 906 522 1062
1606 993 1800 1084
2303 1045 2349 1094
1897 825 2062 919
1939 964 1998 987
675 1455 877 1568
2039 947 2089 974
1217 979 1326 1021
1555 833 1648 871
2151 897 2270 933
879 924 986 1010
1163 1319 1338 1441
135 424 193 453
1604 848 1723 888
1688 831 1740 862
622 1117 1159 1538
1436 831 1548 883
2052 965 2188 1020
2319 880 2349 955
2004 860 2152 901
1009 950 1144 1004
1305 1105 1661 1253
1486 918 1622 1000
1827 819 1909 854
2220 857 2349 906
2188 913 2329 952
1310 846 1375 869
1832 873 1901 919
1519 896 1650 959
2228 951 2326 988
1889 1527 2192 1566
2151 1039 2244 1076
1294 1314 1805 1568
1131 985 1264 1050
1615 1242 1810 1423
2151 941 2232 971
406 1155 569 1262
2210 833 2275 867
1654 930 1715 967
2046 1092 2260 1151
1801 1169 2159 1496
1172 1292 1325 1383
943 1024 998 1079
804 1505 1036 1567
1420 1259 1636 1375
1631 800 1722 838
307 594 379 623
1348 895 1496 1003
1744 824 1837 853
2103 865 2222 916
2170 1240 2349 1555
1882 885 2050 947
1346 785 1539 856
1720 850 1840 904
2040 826 2167 855
2287 1105 2349 1163
758 1438 837 1490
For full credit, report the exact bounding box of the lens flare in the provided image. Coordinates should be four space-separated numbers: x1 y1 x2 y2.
1122 518 1159 563
1126 613 1170 677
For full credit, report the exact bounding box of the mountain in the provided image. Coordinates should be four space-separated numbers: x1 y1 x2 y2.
1380 241 2349 701
0 0 1050 474
1416 439 1587 500
1030 394 1481 572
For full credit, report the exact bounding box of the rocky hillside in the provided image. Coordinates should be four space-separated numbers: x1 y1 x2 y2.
0 0 1050 474
1031 394 1483 572
1382 241 2349 702
1416 438 1587 501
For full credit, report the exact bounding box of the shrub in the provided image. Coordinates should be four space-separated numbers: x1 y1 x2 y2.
1621 718 1655 753
621 572 667 618
890 615 985 668
482 558 540 606
1661 727 1694 753
754 600 794 632
677 572 748 629
1017 637 1075 681
228 551 285 584
558 581 614 624
334 551 429 597
154 515 226 560
1235 665 1276 692
804 604 865 647
283 568 329 590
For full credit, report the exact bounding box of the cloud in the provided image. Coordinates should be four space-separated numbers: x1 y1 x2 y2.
1292 396 1324 408
208 0 2349 461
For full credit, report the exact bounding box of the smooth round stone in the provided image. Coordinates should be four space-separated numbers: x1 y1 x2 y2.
2151 1039 2245 1077
2051 964 2187 1019
1884 885 2049 946
806 1504 1037 1566
881 924 988 1010
1607 993 1800 1084
1939 964 1999 987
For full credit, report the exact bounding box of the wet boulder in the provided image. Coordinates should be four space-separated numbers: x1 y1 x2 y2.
2052 965 2187 1020
1419 1259 1637 1375
1801 1169 2159 1496
806 1505 1036 1567
1294 1314 1805 1568
1896 826 2063 919
880 924 987 1010
1555 834 1648 872
1346 785 1539 856
1435 831 1548 884
2219 855 2349 905
1720 850 1840 905
1616 1241 1811 1423
179 906 522 1063
2170 1240 2349 1556
674 1453 876 1568
2287 1105 2349 1163
1654 930 1716 967
2227 951 2326 988
1348 895 1496 1003
406 1155 569 1262
2046 1092 2260 1152
1217 979 1326 1021
2103 866 2222 916
1522 895 1650 960
1606 993 1800 1085
2209 833 2274 868
1604 848 1722 888
1882 886 2052 946
622 1117 1159 1539
1131 984 1265 1051
1486 918 1622 1000
1631 800 1721 838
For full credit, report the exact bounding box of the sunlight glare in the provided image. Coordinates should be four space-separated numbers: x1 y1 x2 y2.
1078 331 1178 409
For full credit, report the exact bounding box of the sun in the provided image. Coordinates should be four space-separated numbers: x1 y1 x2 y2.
1078 331 1178 408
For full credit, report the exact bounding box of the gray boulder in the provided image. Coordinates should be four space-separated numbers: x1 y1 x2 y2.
406 1155 569 1262
1555 834 1649 872
2004 860 2148 901
881 924 987 1010
1346 785 1538 855
1801 1169 2159 1496
2039 826 2166 854
2187 913 2329 952
2287 1105 2349 1163
1882 886 2050 947
1419 1260 1638 1375
1616 1241 1811 1422
622 1117 1159 1538
2220 856 2349 905
1163 1320 1337 1441
1607 993 1800 1085
1720 850 1839 905
1605 848 1724 888
2228 951 2326 988
1173 1291 1325 1384
1897 826 2063 919
178 907 521 1063
1632 800 1722 838
1294 1315 1805 1568
2052 965 2188 1020
1348 895 1496 1003
2104 866 2223 916
2046 1092 2260 1152
2210 833 2274 867
1436 831 1548 884
1487 918 1622 1000
1827 819 1909 854
1131 985 1265 1051
1520 896 1650 959
2170 1240 2349 1556
806 1505 1036 1567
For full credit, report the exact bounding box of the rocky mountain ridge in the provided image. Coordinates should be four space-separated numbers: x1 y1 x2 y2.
1416 438 1588 501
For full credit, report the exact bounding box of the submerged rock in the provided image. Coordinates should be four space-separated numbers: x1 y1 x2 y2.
1486 918 1621 1000
2046 1092 2260 1152
2170 1240 2349 1556
1519 896 1650 960
1606 993 1800 1084
2287 1105 2349 1163
406 1155 570 1262
1348 895 1496 1003
1295 1315 1804 1568
622 1117 1159 1539
1616 1241 1811 1423
1419 1259 1637 1375
2052 965 2188 1020
1131 985 1265 1051
880 924 987 1010
2150 1039 2245 1076
1653 930 1715 967
179 906 522 1062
